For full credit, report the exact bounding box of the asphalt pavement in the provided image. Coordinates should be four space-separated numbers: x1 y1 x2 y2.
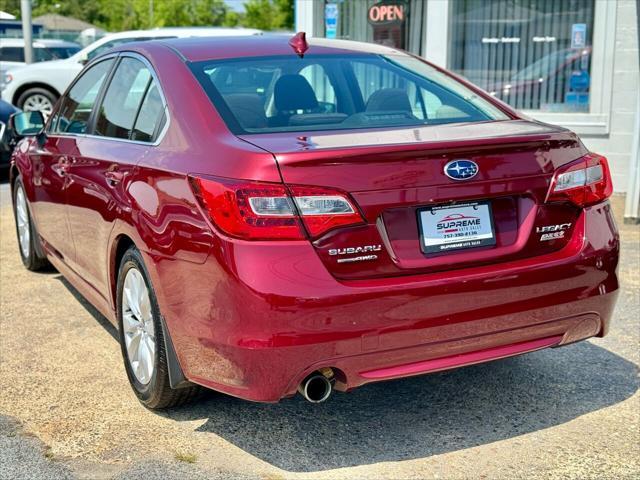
0 179 638 480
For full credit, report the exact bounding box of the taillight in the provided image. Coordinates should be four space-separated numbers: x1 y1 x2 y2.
189 176 364 240
289 185 364 237
546 153 613 207
190 177 303 240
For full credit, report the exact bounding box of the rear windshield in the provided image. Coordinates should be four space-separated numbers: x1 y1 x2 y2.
190 54 509 134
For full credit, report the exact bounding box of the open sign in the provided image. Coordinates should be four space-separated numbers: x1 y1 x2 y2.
367 1 407 26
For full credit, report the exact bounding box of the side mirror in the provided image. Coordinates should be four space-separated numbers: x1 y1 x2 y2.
78 52 89 65
9 111 45 137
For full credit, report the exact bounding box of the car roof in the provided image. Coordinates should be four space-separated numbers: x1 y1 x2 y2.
153 35 406 62
0 38 81 47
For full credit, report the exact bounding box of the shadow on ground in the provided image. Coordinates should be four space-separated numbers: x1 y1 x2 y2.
55 275 118 341
52 230 638 473
165 343 637 472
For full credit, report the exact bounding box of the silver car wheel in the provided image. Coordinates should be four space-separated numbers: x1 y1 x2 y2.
15 185 31 259
22 94 53 116
122 268 156 385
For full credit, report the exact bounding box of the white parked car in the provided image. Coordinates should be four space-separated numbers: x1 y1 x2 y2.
1 27 262 115
0 38 81 91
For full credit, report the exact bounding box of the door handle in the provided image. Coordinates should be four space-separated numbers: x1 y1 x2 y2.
104 170 125 185
54 156 70 177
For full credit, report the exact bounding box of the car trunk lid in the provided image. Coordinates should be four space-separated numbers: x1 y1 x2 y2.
239 119 588 279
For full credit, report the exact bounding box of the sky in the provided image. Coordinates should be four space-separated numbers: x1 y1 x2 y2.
226 0 246 13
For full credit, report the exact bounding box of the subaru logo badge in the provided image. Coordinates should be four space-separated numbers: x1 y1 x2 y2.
444 160 479 180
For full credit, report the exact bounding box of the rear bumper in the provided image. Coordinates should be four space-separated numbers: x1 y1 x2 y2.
152 201 619 402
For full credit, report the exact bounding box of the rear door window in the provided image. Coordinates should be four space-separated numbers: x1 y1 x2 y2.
94 57 151 139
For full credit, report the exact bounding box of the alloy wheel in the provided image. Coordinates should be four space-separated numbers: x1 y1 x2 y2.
22 94 53 116
15 185 30 259
122 267 156 385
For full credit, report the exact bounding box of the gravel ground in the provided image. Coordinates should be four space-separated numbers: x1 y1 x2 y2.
0 179 638 480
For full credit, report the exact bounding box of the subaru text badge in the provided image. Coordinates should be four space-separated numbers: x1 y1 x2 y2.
444 160 479 180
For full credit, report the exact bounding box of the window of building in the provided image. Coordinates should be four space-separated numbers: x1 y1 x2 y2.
449 0 595 112
322 0 426 54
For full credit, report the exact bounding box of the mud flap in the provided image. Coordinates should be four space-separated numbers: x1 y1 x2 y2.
160 315 194 389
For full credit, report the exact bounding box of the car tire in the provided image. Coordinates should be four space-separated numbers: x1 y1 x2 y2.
12 177 51 271
117 246 201 409
16 88 58 116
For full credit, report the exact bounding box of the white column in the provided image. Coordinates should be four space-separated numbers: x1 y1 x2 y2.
20 0 34 64
424 0 450 67
624 88 640 223
295 0 316 36
623 0 640 223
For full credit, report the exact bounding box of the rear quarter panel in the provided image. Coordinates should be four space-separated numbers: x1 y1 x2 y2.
107 43 283 323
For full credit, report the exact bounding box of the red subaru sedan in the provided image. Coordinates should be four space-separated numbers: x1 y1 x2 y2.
9 35 619 408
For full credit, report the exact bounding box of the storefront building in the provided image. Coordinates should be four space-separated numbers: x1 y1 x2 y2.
295 0 639 192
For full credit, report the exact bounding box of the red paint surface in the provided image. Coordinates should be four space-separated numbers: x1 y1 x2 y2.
11 37 620 402
360 335 563 379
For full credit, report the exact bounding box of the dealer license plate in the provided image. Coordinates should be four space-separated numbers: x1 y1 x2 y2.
418 201 496 254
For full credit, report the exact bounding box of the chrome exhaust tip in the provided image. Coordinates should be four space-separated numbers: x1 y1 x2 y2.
298 372 333 403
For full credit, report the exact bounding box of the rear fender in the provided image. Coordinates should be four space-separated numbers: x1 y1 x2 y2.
107 221 194 389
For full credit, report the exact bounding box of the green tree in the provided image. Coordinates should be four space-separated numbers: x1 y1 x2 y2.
1 0 22 18
2 0 105 24
243 0 293 31
99 0 230 30
154 0 228 27
31 0 104 23
3 0 232 31
1 0 294 32
96 0 146 31
273 0 293 30
223 10 243 27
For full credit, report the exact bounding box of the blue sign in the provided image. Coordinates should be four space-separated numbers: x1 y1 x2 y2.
571 23 587 49
325 3 338 39
569 70 590 92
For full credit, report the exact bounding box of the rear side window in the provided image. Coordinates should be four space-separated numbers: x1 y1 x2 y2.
131 82 165 142
191 54 509 134
52 58 114 134
94 57 151 139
